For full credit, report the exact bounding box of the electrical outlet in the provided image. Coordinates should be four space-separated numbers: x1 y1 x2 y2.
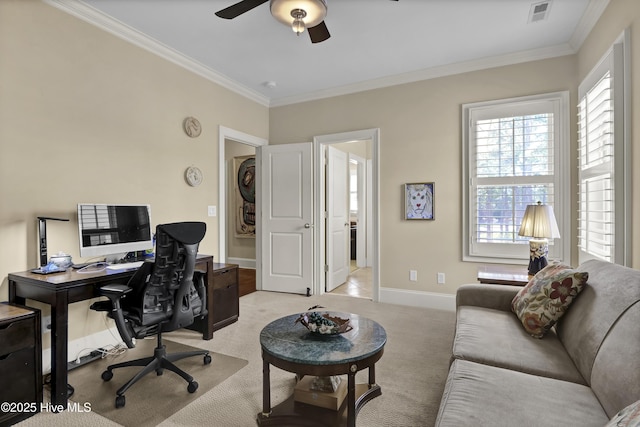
409 270 418 281
437 272 445 284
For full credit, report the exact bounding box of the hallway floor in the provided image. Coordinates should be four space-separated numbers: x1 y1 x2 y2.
330 262 372 299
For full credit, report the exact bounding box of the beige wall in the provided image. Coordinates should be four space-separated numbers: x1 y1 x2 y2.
576 0 639 268
270 56 578 294
0 0 268 345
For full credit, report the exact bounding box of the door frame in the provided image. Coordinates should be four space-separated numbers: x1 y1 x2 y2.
218 126 267 289
313 128 380 301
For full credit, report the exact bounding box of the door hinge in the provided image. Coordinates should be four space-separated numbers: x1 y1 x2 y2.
324 264 329 272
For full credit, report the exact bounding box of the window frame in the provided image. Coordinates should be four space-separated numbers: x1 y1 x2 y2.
577 30 631 266
462 91 571 264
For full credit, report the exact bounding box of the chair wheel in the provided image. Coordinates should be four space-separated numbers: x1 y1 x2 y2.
187 381 198 393
115 395 125 408
101 370 113 381
156 368 164 376
203 354 212 365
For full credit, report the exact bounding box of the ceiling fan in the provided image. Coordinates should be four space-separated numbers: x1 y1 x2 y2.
216 0 399 43
215 0 331 43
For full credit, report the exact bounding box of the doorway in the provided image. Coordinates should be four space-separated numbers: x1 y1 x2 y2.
218 126 267 292
314 129 379 302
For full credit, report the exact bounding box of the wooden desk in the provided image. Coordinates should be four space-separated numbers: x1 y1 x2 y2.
477 266 530 286
7 255 237 409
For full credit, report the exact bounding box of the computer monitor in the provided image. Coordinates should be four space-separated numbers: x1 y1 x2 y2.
77 203 153 259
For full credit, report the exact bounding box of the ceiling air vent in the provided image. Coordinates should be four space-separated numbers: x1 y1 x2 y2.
528 1 552 23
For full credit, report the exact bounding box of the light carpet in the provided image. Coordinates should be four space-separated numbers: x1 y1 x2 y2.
18 291 456 427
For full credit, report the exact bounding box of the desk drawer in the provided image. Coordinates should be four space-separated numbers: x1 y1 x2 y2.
0 317 34 356
0 347 38 404
213 268 237 290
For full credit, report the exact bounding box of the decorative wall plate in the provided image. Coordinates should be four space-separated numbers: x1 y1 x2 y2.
183 116 201 138
185 166 203 187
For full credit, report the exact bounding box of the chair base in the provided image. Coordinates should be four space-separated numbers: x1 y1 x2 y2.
102 332 211 408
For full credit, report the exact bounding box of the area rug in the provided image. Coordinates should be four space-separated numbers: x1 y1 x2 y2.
65 338 248 427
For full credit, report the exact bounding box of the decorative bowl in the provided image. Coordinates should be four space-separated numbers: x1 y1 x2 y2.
295 312 353 335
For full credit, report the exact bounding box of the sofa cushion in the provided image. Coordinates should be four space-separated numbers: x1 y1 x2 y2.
605 400 640 427
557 260 640 387
511 262 588 338
453 305 586 384
435 359 609 427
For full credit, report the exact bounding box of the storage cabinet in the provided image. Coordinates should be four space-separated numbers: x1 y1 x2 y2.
0 303 42 427
212 263 239 331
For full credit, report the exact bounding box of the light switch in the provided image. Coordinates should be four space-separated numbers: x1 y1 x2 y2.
208 206 217 217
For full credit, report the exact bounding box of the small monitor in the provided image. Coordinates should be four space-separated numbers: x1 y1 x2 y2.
78 204 153 259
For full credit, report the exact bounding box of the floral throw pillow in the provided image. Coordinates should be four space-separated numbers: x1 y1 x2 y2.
605 400 640 427
511 262 589 338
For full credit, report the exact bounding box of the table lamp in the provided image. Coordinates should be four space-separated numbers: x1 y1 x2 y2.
518 201 560 277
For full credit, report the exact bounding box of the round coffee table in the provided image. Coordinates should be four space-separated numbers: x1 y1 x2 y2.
257 312 387 427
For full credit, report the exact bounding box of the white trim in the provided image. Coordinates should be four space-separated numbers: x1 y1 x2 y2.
227 257 256 269
41 327 121 374
379 288 456 312
313 129 380 302
568 0 611 50
43 0 269 107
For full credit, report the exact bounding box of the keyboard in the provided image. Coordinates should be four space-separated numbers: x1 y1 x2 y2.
106 261 144 271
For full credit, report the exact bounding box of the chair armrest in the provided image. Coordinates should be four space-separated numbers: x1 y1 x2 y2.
456 284 521 312
98 284 132 299
96 284 135 348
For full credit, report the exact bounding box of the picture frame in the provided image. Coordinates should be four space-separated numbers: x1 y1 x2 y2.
404 182 434 220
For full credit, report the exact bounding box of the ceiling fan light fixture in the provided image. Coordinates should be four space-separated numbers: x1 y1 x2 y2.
270 0 327 29
291 8 306 34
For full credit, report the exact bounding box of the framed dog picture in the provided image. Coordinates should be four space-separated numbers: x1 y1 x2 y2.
404 182 434 220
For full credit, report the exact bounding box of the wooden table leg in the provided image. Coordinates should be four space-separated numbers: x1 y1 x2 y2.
258 358 271 422
50 292 69 409
347 365 357 427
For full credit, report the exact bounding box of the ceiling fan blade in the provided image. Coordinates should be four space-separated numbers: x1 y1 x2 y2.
215 0 269 19
308 21 330 44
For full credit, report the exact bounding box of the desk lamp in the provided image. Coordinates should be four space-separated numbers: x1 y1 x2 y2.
518 201 560 277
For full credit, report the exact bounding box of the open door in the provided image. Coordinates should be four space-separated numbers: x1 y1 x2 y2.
326 146 349 292
259 143 313 294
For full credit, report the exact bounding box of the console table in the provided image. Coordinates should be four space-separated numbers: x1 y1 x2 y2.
7 255 237 409
257 312 386 427
477 266 530 286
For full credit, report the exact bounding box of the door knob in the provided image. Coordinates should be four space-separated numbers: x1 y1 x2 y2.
304 223 312 229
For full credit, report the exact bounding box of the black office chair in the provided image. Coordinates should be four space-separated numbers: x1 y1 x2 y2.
90 221 211 408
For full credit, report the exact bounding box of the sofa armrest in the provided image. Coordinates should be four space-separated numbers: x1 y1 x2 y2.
456 284 521 312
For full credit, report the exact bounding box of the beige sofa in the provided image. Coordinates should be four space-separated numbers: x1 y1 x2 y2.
435 259 640 427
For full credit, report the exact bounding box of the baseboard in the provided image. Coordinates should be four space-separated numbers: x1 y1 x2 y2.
379 287 456 312
41 327 122 375
227 257 256 269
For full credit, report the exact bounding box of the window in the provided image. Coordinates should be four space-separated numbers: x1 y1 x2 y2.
462 92 570 263
577 33 630 265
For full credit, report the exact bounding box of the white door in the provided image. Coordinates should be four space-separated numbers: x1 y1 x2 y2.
326 146 349 292
260 143 313 294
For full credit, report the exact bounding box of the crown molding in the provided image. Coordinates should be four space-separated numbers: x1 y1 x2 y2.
568 0 610 50
43 0 270 107
43 0 607 109
269 43 577 107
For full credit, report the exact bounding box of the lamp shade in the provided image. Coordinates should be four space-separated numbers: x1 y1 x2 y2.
518 202 560 239
270 0 327 28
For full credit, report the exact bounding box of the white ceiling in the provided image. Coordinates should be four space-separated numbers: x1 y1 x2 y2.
49 0 607 106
